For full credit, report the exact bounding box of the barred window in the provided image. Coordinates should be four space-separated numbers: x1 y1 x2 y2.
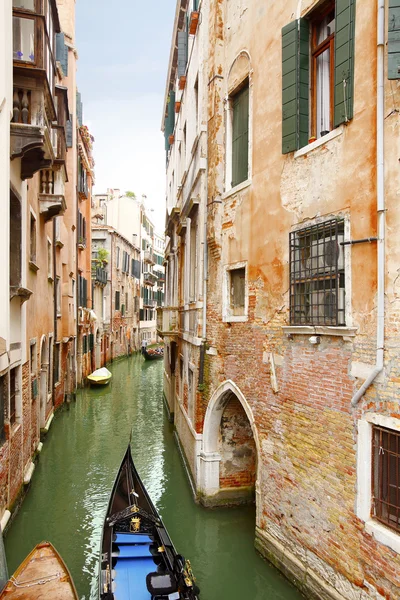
373 426 400 533
289 219 345 326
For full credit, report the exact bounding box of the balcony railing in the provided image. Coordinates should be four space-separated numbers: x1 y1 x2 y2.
143 272 157 286
93 267 107 285
144 250 155 265
156 307 179 337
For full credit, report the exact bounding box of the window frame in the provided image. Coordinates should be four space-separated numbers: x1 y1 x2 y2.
289 218 346 327
357 415 400 555
310 2 335 139
231 82 249 189
222 261 248 323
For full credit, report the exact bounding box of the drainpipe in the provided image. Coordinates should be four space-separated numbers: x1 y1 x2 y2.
351 0 385 407
199 121 208 385
52 217 57 406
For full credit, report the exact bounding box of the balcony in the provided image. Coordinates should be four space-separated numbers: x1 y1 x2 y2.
179 307 200 338
93 267 107 285
156 307 179 338
38 169 66 221
11 4 61 179
11 87 55 180
144 250 155 265
78 236 86 250
143 272 157 286
143 298 156 308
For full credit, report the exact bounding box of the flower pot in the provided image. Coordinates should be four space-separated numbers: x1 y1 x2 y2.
175 101 181 113
168 134 175 145
179 75 186 91
189 11 199 35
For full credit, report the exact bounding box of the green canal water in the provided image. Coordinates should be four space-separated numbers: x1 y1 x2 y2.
5 355 303 600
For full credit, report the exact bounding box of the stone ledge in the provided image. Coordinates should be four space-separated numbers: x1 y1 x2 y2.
282 326 358 338
255 527 347 600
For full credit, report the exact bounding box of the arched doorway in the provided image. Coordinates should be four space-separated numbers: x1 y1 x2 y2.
199 380 261 520
39 336 48 428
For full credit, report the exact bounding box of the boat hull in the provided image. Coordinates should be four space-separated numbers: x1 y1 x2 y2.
87 368 112 386
99 446 199 599
141 348 164 361
0 541 78 599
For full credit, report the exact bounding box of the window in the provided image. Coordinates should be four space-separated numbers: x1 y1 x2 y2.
30 339 37 374
116 247 120 269
125 292 128 311
358 415 400 554
54 343 60 383
13 0 35 9
56 276 61 316
223 263 247 322
48 335 53 393
9 368 17 425
30 212 36 263
72 279 76 316
311 5 335 139
47 239 52 279
189 213 197 301
13 16 35 63
115 291 120 311
282 0 355 153
0 376 5 444
231 83 249 187
188 367 194 421
289 219 345 326
372 426 400 533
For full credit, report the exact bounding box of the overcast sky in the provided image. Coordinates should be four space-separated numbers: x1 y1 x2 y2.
76 0 174 232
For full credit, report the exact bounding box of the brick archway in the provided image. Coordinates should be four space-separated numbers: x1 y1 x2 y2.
199 380 261 519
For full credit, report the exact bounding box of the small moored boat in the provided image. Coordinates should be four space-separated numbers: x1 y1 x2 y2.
0 541 78 599
88 367 112 386
99 445 199 600
142 347 164 361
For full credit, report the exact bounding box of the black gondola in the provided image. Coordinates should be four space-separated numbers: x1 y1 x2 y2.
141 347 164 361
99 446 199 600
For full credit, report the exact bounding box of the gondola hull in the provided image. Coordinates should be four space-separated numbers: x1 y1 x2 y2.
99 446 199 600
141 348 164 361
0 541 78 599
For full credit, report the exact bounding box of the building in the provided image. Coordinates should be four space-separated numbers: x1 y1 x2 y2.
161 0 400 598
92 225 141 363
0 0 93 528
76 100 95 384
92 190 165 348
0 0 12 529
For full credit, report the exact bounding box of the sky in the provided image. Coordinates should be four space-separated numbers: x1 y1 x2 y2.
75 0 175 232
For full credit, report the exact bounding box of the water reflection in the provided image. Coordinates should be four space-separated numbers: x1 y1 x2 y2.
5 355 303 600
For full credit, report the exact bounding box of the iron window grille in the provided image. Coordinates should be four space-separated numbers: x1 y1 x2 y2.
372 426 400 533
289 219 345 326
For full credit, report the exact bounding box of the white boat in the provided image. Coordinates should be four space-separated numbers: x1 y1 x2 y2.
87 367 112 386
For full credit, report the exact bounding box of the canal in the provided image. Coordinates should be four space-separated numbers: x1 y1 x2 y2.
5 355 303 600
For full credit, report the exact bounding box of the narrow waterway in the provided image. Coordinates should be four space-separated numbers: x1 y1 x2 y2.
5 355 303 599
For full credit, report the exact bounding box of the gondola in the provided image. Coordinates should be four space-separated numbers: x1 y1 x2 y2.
99 445 199 600
0 541 78 599
141 347 164 361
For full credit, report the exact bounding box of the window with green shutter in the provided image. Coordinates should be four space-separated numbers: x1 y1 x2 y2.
388 1 400 80
282 0 355 154
231 83 249 188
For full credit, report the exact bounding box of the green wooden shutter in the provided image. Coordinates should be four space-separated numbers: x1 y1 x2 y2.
389 0 400 79
66 114 73 147
56 33 68 76
177 31 188 77
334 0 356 126
282 19 309 154
232 85 249 187
76 91 83 126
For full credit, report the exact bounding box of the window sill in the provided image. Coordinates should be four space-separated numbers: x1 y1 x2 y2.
282 325 357 338
294 126 343 159
223 315 248 323
29 261 39 273
222 178 252 201
365 520 400 555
